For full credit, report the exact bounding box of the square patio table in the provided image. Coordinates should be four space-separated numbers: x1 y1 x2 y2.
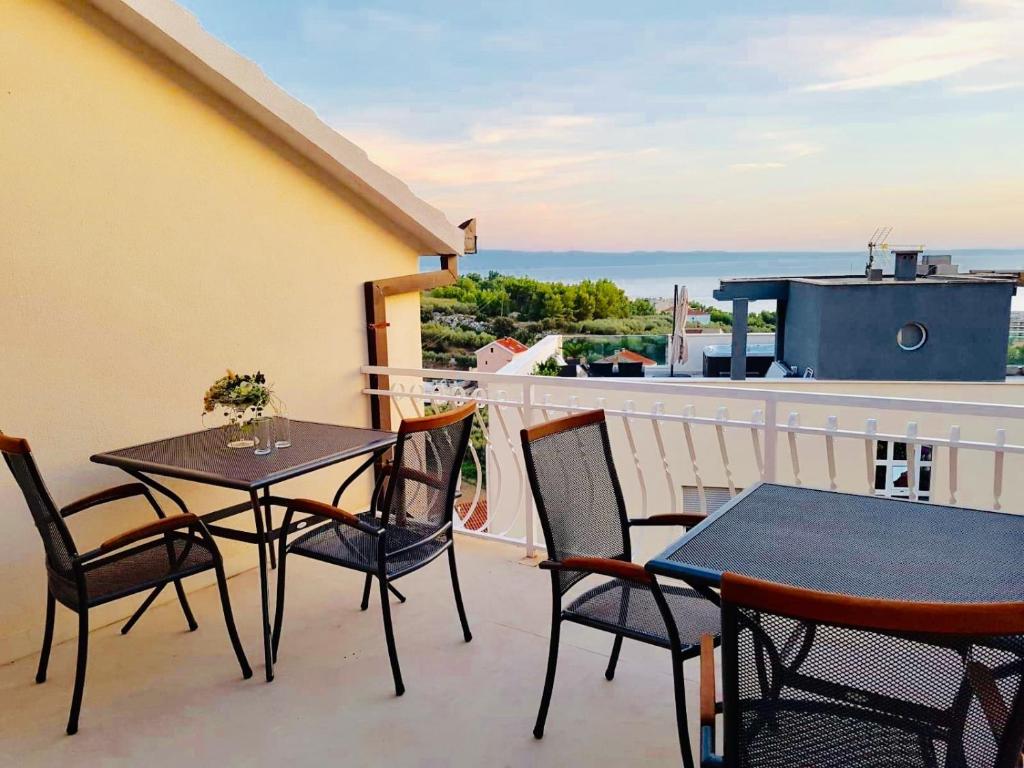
647 483 1024 755
92 419 397 681
646 482 1024 604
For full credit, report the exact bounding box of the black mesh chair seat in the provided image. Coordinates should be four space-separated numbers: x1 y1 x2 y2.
566 579 720 648
49 533 217 609
738 701 939 768
289 518 449 577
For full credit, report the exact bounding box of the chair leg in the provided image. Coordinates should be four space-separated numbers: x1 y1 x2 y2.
447 547 472 642
173 580 199 631
36 591 56 684
378 575 405 696
387 583 407 603
121 584 165 635
605 634 624 681
534 614 561 739
66 609 89 735
670 646 697 768
360 573 373 610
271 547 289 663
214 561 253 680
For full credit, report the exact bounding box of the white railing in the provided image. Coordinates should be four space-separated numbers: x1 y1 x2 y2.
363 366 1024 556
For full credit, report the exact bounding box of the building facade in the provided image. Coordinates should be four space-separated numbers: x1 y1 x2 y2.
0 0 463 664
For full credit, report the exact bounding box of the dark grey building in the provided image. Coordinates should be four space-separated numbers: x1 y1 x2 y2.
713 255 1019 381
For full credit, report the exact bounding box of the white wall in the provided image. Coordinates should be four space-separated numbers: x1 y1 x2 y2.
499 335 563 376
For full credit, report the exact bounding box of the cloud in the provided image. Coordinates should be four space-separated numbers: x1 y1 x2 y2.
338 113 634 190
950 80 1024 93
300 6 442 46
797 4 1024 92
468 115 603 146
729 162 786 171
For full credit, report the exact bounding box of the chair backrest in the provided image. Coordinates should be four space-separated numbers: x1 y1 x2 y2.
1 433 78 577
379 403 476 543
719 571 1024 768
520 410 630 594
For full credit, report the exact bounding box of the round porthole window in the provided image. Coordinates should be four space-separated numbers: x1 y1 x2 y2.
897 322 927 351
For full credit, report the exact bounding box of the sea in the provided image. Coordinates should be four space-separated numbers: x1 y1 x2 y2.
421 249 1024 312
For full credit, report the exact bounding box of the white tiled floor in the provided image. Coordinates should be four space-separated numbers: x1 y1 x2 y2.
0 536 703 767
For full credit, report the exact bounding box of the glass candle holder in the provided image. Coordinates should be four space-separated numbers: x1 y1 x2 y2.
272 400 291 449
253 417 273 456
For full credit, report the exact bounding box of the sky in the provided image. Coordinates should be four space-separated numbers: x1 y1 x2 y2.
179 0 1024 252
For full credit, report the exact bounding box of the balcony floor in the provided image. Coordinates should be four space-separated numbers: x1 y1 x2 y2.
0 536 702 767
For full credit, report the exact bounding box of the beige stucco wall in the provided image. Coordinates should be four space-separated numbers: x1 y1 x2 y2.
0 0 429 663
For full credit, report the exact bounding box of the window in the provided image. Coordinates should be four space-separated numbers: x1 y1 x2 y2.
874 440 933 501
897 322 927 351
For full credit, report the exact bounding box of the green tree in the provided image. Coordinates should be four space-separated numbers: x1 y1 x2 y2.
489 315 516 337
630 297 656 315
532 356 561 376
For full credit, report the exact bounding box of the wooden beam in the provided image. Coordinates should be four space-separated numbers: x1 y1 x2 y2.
364 254 460 433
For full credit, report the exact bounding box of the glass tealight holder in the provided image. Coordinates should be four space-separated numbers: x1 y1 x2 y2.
253 417 273 456
272 398 291 448
274 415 291 449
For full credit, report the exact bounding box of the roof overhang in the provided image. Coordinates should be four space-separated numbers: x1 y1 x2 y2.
87 0 465 256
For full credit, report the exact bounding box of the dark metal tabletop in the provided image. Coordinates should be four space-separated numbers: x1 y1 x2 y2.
92 419 396 490
646 482 1024 603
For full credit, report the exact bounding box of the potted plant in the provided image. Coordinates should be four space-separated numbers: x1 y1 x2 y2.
203 370 272 448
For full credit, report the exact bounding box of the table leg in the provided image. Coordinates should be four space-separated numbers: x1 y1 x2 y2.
250 489 275 682
262 486 276 570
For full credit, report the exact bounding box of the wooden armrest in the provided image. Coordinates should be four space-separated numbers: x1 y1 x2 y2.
99 514 199 553
629 513 707 528
62 483 149 517
558 556 654 585
700 634 717 727
967 661 1010 738
286 498 380 535
394 466 446 490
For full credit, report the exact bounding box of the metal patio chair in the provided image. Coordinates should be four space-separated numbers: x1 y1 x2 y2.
271 402 476 695
520 409 720 768
699 572 1024 767
0 432 251 735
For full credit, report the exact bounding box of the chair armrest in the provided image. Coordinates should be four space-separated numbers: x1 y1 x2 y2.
544 556 654 585
96 514 200 555
629 513 707 528
700 634 717 727
62 483 151 517
286 498 381 535
395 466 447 490
967 661 1010 738
700 633 724 765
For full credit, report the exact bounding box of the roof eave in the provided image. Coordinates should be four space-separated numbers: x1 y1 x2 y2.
88 0 465 256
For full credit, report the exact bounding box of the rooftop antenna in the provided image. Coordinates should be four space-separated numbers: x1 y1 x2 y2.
866 226 893 272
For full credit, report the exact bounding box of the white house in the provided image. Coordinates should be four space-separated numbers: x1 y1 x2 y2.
475 337 529 371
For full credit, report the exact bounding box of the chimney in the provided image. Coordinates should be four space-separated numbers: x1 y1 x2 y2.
893 250 919 281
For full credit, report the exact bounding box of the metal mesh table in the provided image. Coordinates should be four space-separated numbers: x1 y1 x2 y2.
92 419 397 681
646 482 1024 603
93 419 395 490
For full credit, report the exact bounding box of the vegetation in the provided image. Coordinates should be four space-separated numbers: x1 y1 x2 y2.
1008 342 1024 365
430 272 644 322
421 272 776 370
688 301 777 332
531 356 561 376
